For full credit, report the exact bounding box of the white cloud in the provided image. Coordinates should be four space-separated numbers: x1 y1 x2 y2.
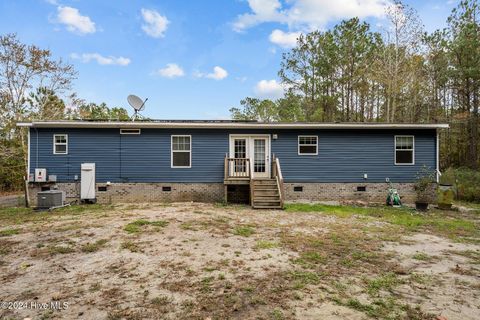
57 6 96 34
233 0 284 32
70 53 131 66
269 29 301 48
156 63 185 78
141 8 169 38
254 79 286 99
206 66 228 80
195 66 228 80
234 0 390 32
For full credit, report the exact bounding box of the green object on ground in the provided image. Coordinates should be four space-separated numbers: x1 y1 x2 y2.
386 182 402 206
437 184 455 210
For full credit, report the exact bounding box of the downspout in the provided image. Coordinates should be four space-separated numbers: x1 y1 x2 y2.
35 128 39 169
27 128 31 179
436 129 440 183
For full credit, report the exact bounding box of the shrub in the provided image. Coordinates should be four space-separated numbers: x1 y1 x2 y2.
414 166 436 202
452 167 480 202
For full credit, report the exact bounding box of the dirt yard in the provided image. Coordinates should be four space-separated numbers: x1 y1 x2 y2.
0 202 479 320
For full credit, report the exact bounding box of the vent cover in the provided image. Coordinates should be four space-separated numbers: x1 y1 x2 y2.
120 129 141 135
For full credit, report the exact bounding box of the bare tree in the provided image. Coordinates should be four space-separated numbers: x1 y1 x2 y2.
0 33 77 206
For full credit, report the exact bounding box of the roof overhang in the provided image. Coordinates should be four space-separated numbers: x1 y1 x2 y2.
17 121 449 130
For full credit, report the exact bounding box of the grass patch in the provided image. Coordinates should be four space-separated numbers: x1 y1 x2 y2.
337 296 431 319
412 252 432 261
289 270 321 289
233 226 255 237
254 240 278 250
120 240 140 252
0 228 20 237
0 204 114 226
285 203 479 241
81 239 108 253
124 219 169 234
49 245 75 255
293 251 326 268
366 272 401 296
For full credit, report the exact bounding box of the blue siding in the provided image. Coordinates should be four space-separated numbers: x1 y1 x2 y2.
271 130 436 183
29 128 436 183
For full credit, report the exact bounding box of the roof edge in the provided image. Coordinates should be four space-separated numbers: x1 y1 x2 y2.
17 121 449 129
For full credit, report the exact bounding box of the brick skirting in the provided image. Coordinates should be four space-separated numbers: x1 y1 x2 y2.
284 182 418 204
29 181 423 205
29 182 224 205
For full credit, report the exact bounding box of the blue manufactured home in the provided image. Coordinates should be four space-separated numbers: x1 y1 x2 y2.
18 121 448 208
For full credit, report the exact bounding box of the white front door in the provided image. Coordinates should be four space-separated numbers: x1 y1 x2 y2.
229 135 270 179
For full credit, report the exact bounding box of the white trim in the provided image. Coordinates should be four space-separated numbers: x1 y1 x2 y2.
229 135 249 159
17 121 450 130
394 135 414 165
298 135 318 155
27 129 30 178
53 134 68 155
436 130 440 182
171 135 191 168
120 128 141 135
228 134 271 178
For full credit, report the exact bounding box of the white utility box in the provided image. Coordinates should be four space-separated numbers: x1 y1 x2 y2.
35 168 47 182
80 163 96 201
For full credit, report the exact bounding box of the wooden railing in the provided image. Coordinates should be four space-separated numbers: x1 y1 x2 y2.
224 156 251 179
272 155 284 208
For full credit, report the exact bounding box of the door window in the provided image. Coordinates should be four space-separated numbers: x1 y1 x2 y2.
253 139 266 173
234 139 247 172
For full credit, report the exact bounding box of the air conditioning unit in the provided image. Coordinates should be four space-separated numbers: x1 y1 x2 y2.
37 190 63 209
35 168 47 182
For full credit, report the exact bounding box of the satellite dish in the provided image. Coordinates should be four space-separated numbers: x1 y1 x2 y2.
127 94 148 121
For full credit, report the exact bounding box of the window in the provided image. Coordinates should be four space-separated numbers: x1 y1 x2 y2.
298 136 318 155
234 138 247 173
293 186 303 192
171 135 191 168
120 129 141 135
395 136 414 165
53 134 68 154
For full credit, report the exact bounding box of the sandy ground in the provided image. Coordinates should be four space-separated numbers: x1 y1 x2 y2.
0 202 479 320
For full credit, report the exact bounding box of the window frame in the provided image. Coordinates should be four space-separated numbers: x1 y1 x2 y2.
298 135 318 155
53 134 68 155
394 135 415 166
171 135 192 168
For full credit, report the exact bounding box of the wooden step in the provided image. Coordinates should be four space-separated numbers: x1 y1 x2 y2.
255 196 280 201
253 180 277 185
253 205 283 209
253 201 281 207
251 178 283 209
254 189 278 194
253 185 277 190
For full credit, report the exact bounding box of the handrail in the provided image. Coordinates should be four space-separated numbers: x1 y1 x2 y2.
224 157 251 179
272 156 284 208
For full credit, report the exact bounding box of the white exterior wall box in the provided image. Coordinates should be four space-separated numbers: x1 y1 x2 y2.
80 163 96 201
35 168 47 182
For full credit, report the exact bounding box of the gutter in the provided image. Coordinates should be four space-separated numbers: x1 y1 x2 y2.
17 121 450 130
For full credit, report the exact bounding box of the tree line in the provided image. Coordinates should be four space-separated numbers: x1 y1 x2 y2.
231 0 480 170
0 33 129 192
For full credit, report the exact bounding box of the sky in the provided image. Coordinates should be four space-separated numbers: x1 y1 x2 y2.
0 0 460 119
